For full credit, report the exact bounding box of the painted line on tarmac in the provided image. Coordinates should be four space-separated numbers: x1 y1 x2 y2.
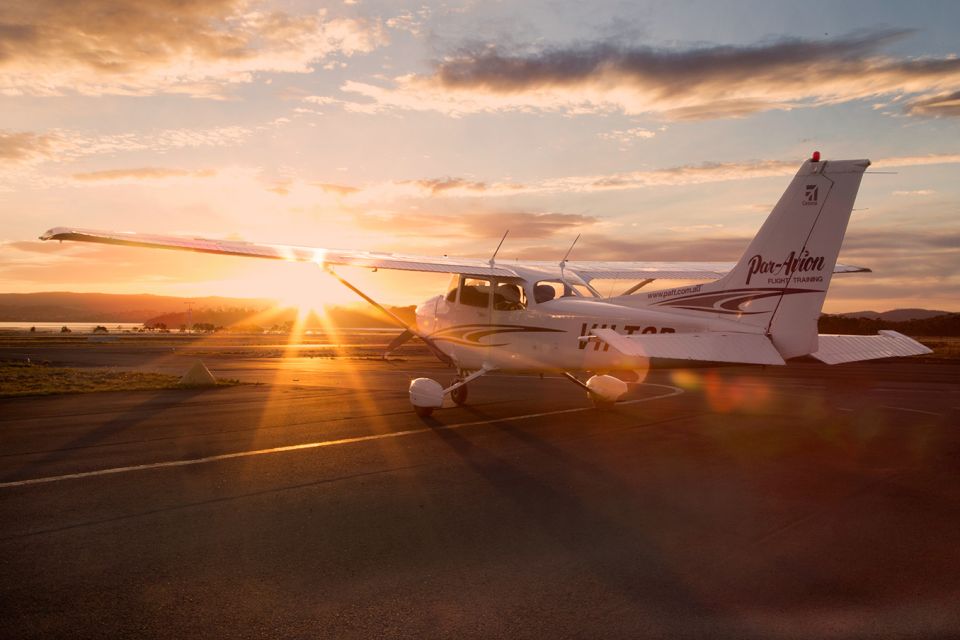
0 384 684 489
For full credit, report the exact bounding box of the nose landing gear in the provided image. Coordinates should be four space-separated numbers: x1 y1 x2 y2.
409 367 491 416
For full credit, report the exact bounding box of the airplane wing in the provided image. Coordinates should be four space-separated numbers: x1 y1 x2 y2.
588 328 786 365
555 260 870 282
39 226 519 277
39 226 869 281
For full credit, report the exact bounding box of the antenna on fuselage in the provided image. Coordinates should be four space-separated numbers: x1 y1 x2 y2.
559 234 580 289
489 229 509 269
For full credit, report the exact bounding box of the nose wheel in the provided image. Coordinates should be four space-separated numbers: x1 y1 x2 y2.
450 379 469 405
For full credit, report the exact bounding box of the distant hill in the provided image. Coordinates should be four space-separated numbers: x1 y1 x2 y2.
0 291 414 329
820 311 960 337
0 292 273 322
837 308 950 322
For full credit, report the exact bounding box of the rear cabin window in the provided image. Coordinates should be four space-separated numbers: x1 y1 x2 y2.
460 278 493 308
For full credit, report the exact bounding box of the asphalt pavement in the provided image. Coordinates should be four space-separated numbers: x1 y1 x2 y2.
1 343 959 639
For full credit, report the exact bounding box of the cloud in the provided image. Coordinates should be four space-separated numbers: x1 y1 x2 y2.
262 152 960 205
0 0 386 97
891 189 935 196
353 210 597 239
598 127 657 147
71 168 217 182
339 30 960 120
903 90 960 117
0 124 260 190
406 177 488 194
311 182 360 196
5 125 253 163
872 154 960 168
385 7 431 36
666 224 724 233
0 131 54 162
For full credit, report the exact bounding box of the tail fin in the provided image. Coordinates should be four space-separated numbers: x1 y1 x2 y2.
653 155 870 358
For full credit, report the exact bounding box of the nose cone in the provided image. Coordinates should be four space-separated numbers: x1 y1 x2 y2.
415 295 442 334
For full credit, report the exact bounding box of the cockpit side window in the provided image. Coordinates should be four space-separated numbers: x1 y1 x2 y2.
460 277 492 308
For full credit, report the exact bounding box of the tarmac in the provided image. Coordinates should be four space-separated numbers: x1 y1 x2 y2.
1 336 959 638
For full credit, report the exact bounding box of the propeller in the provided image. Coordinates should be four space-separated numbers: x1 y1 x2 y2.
324 267 452 364
385 328 416 354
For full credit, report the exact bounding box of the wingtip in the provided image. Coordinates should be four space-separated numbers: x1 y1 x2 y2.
39 227 68 241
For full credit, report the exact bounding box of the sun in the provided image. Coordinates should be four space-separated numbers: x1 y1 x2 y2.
195 260 360 315
264 262 359 314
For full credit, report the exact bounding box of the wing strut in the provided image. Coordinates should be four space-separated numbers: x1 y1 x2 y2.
620 279 655 296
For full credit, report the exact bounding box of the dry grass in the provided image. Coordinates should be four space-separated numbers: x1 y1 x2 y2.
0 361 240 398
916 337 960 360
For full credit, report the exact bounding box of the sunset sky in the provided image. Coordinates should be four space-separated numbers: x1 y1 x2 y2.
1 0 959 312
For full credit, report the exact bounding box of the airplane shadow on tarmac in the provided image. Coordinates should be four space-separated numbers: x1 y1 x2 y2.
419 405 760 638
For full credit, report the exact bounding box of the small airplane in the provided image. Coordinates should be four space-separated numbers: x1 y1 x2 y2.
41 153 931 416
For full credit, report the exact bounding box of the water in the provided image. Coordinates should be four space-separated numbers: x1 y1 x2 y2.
0 322 147 333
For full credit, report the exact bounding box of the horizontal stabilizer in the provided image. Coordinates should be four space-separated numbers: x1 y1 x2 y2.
589 328 785 365
810 330 932 364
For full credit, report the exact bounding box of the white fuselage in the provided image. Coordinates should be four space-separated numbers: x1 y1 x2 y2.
414 273 760 373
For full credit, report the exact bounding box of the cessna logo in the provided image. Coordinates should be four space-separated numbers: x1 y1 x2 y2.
803 184 818 206
746 249 825 285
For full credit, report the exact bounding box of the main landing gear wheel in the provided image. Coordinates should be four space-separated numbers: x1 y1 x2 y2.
589 395 616 411
414 405 434 418
450 381 468 406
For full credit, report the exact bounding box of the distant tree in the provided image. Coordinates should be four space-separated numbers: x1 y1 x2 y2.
93 325 108 333
29 326 36 333
179 324 187 333
60 326 72 333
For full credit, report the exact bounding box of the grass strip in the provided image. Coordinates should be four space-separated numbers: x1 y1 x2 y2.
0 361 239 397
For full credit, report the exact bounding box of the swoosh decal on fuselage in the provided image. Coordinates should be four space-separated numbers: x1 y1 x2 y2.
651 287 820 315
427 323 566 347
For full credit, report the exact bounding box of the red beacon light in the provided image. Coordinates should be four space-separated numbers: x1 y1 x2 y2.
811 150 821 162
